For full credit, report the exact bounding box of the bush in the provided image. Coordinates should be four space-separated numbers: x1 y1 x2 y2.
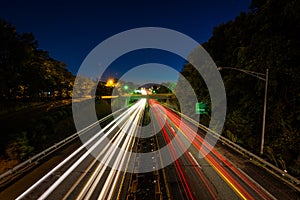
5 132 34 161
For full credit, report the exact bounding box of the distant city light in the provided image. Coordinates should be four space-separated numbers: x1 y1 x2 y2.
106 79 115 87
141 88 147 95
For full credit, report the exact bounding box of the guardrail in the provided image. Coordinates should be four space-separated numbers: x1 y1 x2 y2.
0 108 125 185
164 105 300 191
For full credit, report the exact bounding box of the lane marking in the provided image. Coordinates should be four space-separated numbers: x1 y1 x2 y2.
188 152 201 169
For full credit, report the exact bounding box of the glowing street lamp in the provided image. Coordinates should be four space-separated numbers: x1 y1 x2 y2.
106 79 115 87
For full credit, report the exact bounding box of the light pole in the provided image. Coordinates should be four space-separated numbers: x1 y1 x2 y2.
218 67 269 155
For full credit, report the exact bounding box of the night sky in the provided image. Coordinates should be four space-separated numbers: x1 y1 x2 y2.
1 0 251 78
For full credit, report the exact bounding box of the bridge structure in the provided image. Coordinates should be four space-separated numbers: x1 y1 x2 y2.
101 93 176 108
101 93 175 100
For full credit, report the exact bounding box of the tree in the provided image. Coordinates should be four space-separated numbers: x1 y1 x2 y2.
0 19 74 101
5 132 34 161
178 0 300 175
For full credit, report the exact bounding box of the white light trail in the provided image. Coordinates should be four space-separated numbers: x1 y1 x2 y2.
79 98 146 199
37 101 144 199
100 99 146 199
17 101 143 200
78 106 142 200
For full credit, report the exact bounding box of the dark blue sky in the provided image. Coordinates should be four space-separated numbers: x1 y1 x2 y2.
1 0 251 76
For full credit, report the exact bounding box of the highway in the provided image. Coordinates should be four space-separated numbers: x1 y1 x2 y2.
0 99 298 199
149 99 275 200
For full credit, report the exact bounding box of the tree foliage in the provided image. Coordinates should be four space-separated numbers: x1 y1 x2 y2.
178 0 300 175
5 132 34 161
0 19 74 101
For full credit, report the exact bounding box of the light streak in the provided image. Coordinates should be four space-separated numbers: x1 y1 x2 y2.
150 100 273 200
152 103 195 200
17 100 144 200
76 98 146 200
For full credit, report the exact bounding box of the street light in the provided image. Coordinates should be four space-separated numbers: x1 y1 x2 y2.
218 67 269 155
106 78 115 87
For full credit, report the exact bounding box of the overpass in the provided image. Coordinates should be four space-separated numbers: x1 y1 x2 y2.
101 93 175 99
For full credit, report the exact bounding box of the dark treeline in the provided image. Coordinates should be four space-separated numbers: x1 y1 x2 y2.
0 19 115 172
0 19 74 101
178 0 299 176
0 19 77 172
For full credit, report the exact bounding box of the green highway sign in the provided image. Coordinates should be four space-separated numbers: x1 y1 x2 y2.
196 102 208 114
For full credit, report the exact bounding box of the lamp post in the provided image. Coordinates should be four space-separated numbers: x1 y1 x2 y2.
218 67 269 155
